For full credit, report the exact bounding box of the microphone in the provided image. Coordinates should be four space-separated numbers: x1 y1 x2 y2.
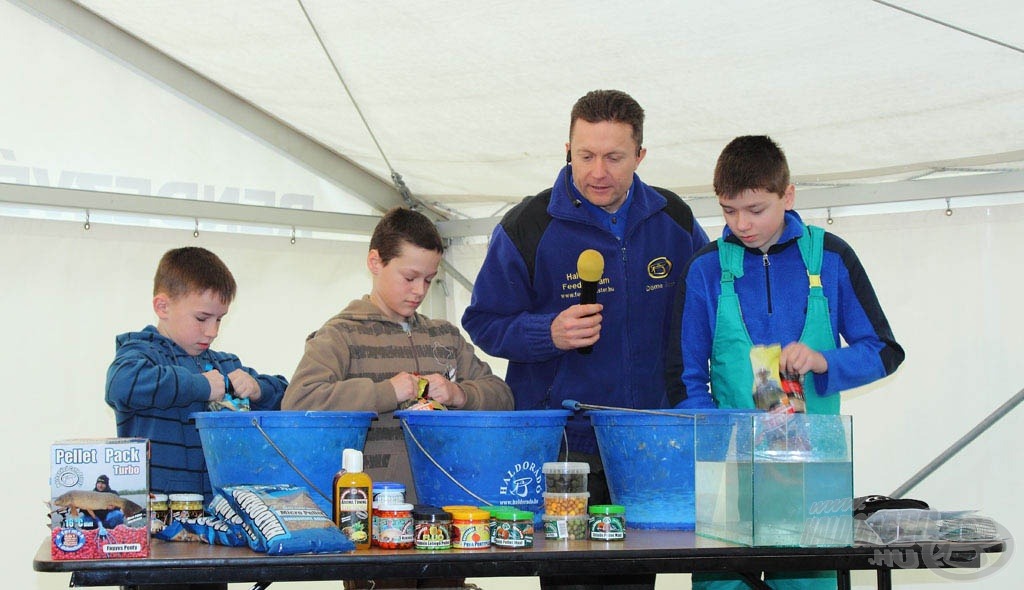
576 249 605 355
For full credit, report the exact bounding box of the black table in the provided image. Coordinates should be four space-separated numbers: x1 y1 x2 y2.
34 531 1005 590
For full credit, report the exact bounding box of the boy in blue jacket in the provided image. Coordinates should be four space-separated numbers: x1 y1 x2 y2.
106 247 286 500
668 136 904 590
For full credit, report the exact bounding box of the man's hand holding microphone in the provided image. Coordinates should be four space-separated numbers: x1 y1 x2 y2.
551 249 605 354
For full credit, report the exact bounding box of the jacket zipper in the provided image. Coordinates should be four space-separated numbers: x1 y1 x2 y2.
763 253 773 315
403 322 421 374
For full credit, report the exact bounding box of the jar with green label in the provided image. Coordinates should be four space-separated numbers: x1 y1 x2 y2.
588 504 626 541
493 509 534 548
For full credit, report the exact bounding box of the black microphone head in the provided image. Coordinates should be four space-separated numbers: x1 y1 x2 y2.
573 198 582 207
566 150 572 164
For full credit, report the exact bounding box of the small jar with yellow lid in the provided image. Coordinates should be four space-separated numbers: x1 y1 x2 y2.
449 507 491 549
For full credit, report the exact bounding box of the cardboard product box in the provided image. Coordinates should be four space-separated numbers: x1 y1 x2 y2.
49 438 150 559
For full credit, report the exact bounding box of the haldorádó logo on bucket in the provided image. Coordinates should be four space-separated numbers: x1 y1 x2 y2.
500 460 544 500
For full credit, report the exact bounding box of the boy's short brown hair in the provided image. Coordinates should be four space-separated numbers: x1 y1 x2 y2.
714 135 790 199
570 89 645 149
153 247 237 304
369 207 444 265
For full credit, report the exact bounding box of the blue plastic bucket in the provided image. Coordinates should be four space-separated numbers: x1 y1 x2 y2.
590 409 699 530
192 411 376 514
395 410 569 523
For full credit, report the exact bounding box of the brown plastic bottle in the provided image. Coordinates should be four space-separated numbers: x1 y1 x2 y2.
333 448 372 549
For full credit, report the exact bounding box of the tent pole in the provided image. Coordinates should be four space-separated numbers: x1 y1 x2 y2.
891 386 1024 498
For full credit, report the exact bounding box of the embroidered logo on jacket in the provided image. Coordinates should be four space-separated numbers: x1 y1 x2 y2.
647 256 672 279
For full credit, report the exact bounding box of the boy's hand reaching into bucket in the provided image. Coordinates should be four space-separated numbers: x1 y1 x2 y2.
227 369 261 401
203 368 226 401
390 371 422 404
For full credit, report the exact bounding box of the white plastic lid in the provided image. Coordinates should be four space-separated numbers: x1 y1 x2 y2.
542 461 590 475
150 493 169 502
168 493 204 502
342 448 363 472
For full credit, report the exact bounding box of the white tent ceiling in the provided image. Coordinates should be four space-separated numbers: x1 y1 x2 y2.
7 0 1024 233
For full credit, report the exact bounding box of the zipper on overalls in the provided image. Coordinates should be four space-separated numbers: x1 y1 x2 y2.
763 252 773 314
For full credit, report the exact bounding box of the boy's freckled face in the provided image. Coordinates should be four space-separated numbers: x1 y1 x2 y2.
154 289 230 357
719 186 794 252
368 243 442 323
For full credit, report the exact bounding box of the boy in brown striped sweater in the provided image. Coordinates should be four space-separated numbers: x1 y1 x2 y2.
282 207 513 503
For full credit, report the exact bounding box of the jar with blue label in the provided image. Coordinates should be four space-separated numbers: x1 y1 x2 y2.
372 481 406 506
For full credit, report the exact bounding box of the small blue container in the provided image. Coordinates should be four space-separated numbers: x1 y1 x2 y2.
192 410 376 515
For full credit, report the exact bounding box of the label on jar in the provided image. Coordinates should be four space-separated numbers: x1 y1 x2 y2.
414 519 451 550
168 493 204 521
493 519 534 548
376 509 414 549
589 514 626 541
452 520 490 549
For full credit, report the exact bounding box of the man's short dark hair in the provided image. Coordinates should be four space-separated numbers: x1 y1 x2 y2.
713 135 790 199
153 247 237 304
570 89 645 148
370 207 444 265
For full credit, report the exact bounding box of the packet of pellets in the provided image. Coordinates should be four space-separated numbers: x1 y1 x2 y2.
864 509 1004 544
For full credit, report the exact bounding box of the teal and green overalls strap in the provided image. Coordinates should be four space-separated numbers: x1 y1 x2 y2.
709 225 839 415
795 225 839 415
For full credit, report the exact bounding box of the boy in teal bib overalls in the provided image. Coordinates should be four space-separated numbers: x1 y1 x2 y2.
668 136 905 590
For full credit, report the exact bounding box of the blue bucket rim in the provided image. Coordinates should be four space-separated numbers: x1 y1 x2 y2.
586 408 697 426
395 409 570 425
191 410 377 427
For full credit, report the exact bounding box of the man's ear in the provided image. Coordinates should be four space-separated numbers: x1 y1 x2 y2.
153 293 170 319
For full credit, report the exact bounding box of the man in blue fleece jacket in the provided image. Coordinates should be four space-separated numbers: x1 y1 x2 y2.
462 89 709 493
463 88 709 590
106 247 286 502
668 135 904 590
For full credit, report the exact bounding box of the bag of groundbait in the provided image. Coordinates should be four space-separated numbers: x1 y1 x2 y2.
221 483 354 555
208 493 266 552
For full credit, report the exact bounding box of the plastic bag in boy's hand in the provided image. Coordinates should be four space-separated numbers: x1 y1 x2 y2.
207 393 251 412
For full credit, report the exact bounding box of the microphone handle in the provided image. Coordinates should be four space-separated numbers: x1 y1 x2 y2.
579 280 599 355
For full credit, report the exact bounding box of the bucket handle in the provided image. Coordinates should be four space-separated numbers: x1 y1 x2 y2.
251 418 332 507
400 419 492 506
